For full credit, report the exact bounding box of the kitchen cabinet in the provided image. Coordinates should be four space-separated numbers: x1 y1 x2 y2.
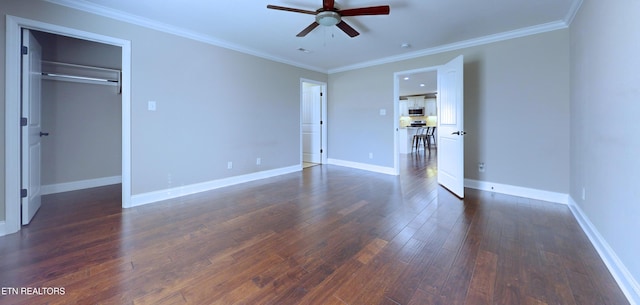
425 98 436 116
407 96 425 108
399 100 408 116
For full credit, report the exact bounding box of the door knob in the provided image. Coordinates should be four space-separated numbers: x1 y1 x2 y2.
451 131 467 135
39 132 50 137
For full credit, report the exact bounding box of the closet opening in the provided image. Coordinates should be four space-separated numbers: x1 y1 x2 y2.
26 30 123 224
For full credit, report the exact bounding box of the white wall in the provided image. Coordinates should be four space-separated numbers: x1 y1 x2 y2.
41 81 122 187
570 0 640 302
328 30 571 194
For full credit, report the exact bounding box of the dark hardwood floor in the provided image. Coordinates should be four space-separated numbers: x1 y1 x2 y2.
0 151 628 304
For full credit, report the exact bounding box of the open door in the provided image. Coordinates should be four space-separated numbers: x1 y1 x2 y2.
21 29 43 224
437 55 465 198
302 82 323 164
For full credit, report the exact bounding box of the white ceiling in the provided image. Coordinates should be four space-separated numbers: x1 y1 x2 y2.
46 0 580 73
398 70 437 97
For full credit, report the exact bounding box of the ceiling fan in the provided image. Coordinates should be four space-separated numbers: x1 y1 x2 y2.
267 0 390 38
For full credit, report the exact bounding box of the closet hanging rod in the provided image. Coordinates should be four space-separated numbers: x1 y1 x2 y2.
41 60 122 93
41 72 118 83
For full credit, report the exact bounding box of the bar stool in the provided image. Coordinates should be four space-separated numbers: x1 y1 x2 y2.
425 127 436 150
411 127 424 152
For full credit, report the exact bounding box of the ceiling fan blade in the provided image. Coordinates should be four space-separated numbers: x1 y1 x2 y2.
336 20 359 37
296 22 320 37
323 0 335 10
339 5 390 16
267 5 317 15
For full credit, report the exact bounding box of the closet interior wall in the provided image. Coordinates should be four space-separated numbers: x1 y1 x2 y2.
33 30 122 194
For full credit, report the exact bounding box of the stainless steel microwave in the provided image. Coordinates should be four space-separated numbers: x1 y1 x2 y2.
408 107 425 116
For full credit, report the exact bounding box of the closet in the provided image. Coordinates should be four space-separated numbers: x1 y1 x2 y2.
33 30 123 195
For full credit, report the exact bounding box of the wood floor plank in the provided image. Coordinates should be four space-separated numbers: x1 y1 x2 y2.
539 250 578 305
295 259 364 304
464 249 498 305
417 246 457 297
437 216 483 305
0 154 629 305
494 232 524 305
385 225 447 304
352 259 408 305
407 288 443 305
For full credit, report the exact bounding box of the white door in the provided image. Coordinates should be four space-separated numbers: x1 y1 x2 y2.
302 83 322 163
437 55 465 198
21 29 43 225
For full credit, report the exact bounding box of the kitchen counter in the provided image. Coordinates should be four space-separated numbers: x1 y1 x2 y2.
399 128 420 154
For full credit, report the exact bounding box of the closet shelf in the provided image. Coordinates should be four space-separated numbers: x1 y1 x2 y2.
41 61 121 93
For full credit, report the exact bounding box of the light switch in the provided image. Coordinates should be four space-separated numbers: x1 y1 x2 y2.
148 101 157 111
379 108 387 116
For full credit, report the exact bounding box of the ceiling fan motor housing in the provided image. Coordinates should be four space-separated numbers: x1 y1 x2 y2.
316 11 341 26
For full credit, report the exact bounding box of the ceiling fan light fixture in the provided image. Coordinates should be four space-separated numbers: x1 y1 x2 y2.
316 11 341 26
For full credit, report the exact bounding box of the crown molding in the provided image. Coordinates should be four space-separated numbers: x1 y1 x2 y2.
564 0 584 26
43 0 329 73
328 20 568 74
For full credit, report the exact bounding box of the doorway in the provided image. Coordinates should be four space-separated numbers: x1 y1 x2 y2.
300 79 327 168
394 67 439 173
3 16 132 235
32 30 122 222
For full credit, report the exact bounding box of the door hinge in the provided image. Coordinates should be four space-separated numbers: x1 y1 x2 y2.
21 117 28 126
21 46 28 55
320 149 323 154
21 189 28 198
320 92 323 97
320 120 323 125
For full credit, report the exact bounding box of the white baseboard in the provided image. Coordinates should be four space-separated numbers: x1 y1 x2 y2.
326 158 397 176
41 176 122 195
130 165 301 207
464 178 569 204
568 197 640 305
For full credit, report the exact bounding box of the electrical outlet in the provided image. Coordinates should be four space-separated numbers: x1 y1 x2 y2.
227 161 233 169
256 157 261 165
478 162 485 172
369 152 374 159
148 100 157 111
